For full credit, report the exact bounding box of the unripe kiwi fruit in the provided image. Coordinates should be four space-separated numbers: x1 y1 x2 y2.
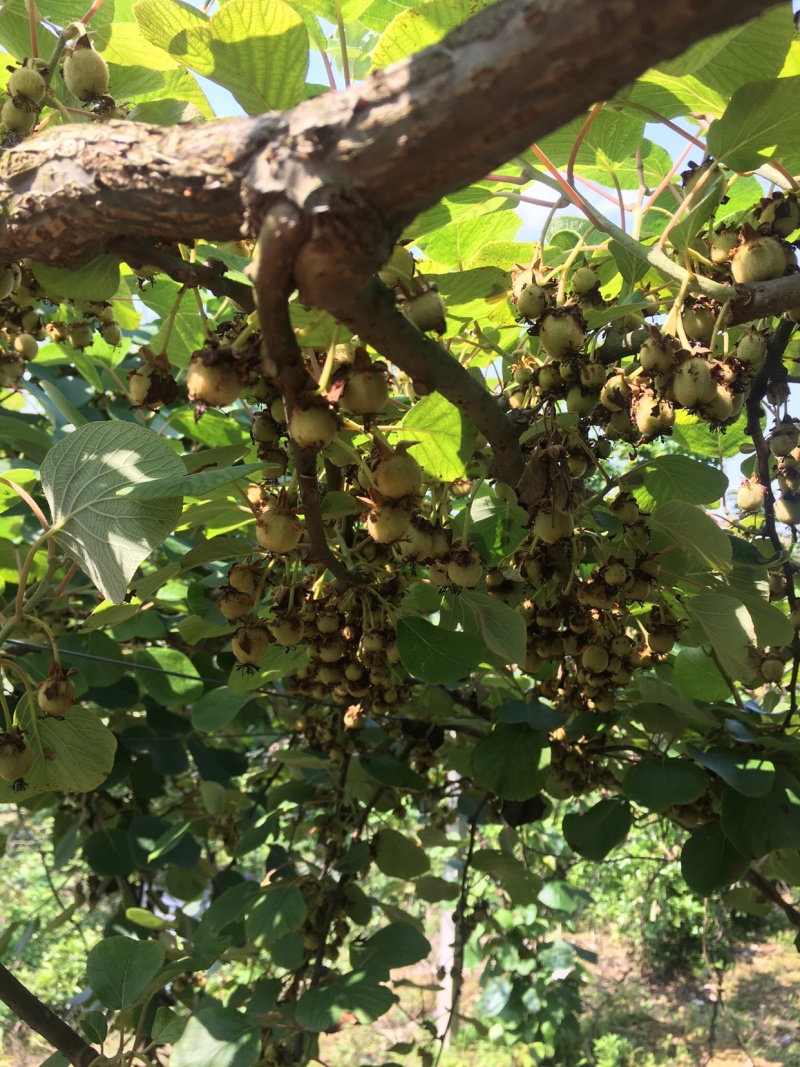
217 588 252 621
571 265 598 296
255 511 302 553
736 479 765 514
67 322 95 350
534 508 574 544
735 330 767 368
639 333 674 375
340 367 390 415
232 623 271 665
372 450 423 500
1 98 36 133
769 422 799 458
599 372 631 412
7 64 46 105
0 733 33 783
701 383 734 423
634 393 674 437
251 411 280 444
228 563 256 593
0 355 25 386
404 288 446 333
731 233 786 283
0 266 16 300
288 397 338 450
774 493 800 526
515 282 547 320
13 332 37 359
565 385 597 415
681 303 716 341
673 357 716 407
100 321 121 346
37 676 77 716
709 229 738 265
187 354 242 407
366 504 412 543
581 644 609 673
446 548 483 588
63 38 110 102
538 307 585 360
756 192 800 238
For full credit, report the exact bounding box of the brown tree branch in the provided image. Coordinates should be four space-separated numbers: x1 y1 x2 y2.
0 961 99 1067
0 0 781 268
747 869 800 928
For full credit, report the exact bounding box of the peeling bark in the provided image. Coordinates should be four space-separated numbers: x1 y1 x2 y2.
0 0 781 269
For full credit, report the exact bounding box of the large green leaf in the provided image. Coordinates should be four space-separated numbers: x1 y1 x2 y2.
443 589 526 666
121 463 266 501
721 776 800 858
136 0 308 113
171 1006 260 1067
681 821 747 896
650 499 732 573
0 701 117 804
349 922 431 978
374 828 429 878
470 723 550 801
294 973 397 1031
29 256 121 302
688 746 775 798
395 392 478 481
638 455 728 506
40 422 184 603
622 757 709 813
708 76 800 171
687 593 757 682
86 936 165 1009
396 616 484 683
245 885 308 947
372 0 497 66
563 798 632 862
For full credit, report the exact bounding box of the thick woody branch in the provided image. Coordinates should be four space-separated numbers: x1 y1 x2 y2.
0 961 98 1067
0 0 782 268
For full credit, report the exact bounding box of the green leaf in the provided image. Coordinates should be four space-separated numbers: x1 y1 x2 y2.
245 885 308 947
609 239 651 289
687 593 757 682
395 393 478 481
537 880 591 914
622 757 709 813
667 170 727 252
0 416 52 462
688 746 775 798
374 828 430 878
125 907 169 930
294 973 397 1031
120 463 266 500
147 820 192 862
563 798 632 861
650 499 732 572
396 616 484 683
136 0 308 113
29 256 121 302
472 849 542 906
681 822 747 896
179 535 253 571
86 936 165 1009
350 923 431 978
151 1006 186 1045
83 828 134 877
639 455 728 506
673 647 732 702
672 411 754 459
171 1006 260 1067
359 755 428 792
708 76 800 171
470 723 550 801
0 703 117 803
372 0 497 66
79 1010 108 1045
40 422 184 603
721 776 800 858
191 689 251 731
443 589 526 666
414 876 460 903
133 647 204 706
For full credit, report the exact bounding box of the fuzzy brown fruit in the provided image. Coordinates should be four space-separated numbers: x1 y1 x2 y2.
372 450 423 500
256 511 302 554
232 624 271 666
187 355 242 407
288 398 338 450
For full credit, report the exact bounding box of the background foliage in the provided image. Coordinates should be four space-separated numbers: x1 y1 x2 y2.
0 1 799 1066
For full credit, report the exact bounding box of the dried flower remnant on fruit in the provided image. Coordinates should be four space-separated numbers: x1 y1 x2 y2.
0 728 34 789
37 662 77 717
